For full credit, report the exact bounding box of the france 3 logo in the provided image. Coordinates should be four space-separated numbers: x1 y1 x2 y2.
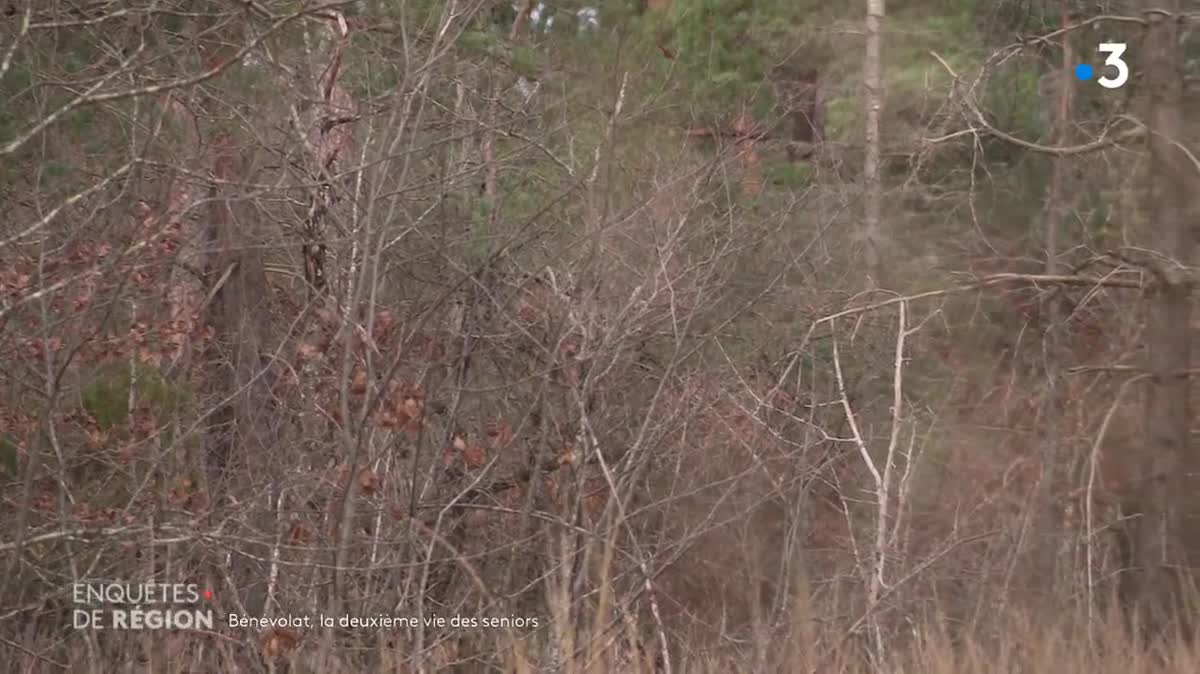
1075 43 1129 89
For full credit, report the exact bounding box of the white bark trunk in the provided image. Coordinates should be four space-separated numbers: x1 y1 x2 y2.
862 0 885 287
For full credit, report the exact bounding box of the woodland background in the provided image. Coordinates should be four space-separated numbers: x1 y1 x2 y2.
2 0 1200 672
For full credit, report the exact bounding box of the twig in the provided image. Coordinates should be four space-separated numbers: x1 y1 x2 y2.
1084 373 1151 638
0 525 209 552
821 529 1001 674
832 326 886 658
796 272 1142 356
0 635 66 670
927 51 1146 156
2 4 340 157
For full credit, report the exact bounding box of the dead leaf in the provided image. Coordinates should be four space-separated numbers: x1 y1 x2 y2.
384 383 423 436
558 446 578 466
463 442 487 469
485 418 513 450
289 522 316 544
261 628 300 658
403 419 423 437
373 309 395 344
388 503 408 521
130 410 157 439
73 502 96 522
357 468 379 494
401 394 423 421
169 478 194 508
374 408 398 428
31 489 55 511
137 347 162 367
350 368 368 395
297 341 320 361
316 306 339 330
442 438 464 468
542 475 560 502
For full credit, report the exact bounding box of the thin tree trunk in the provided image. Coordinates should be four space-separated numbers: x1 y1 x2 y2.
189 17 280 617
1042 5 1073 282
205 134 277 615
1032 0 1074 606
1129 0 1196 638
473 0 535 215
734 112 764 197
862 0 885 288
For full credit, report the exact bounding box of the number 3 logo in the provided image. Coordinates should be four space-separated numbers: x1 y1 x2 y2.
1098 43 1129 89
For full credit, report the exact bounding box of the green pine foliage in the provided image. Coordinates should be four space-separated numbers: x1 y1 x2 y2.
0 435 18 477
667 0 802 116
80 365 190 431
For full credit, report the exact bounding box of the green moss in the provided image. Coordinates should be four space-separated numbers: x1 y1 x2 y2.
0 434 18 476
509 46 541 79
462 197 496 263
155 12 186 35
460 29 499 58
765 159 813 189
64 106 99 135
351 59 402 98
983 65 1044 145
82 376 129 430
887 8 984 99
668 0 805 114
80 365 190 430
0 63 34 145
43 161 72 180
823 97 857 140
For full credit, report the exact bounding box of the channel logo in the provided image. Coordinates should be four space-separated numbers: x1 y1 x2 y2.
72 581 214 631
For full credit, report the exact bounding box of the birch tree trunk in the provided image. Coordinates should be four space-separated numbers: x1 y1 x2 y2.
862 0 885 288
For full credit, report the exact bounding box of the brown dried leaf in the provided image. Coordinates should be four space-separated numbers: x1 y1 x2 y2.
350 368 368 395
485 418 513 450
297 341 320 361
402 394 423 417
372 309 395 345
261 628 300 658
130 410 157 439
400 415 422 437
357 468 379 494
463 443 487 469
169 478 194 508
558 446 578 466
289 521 316 544
374 408 398 428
